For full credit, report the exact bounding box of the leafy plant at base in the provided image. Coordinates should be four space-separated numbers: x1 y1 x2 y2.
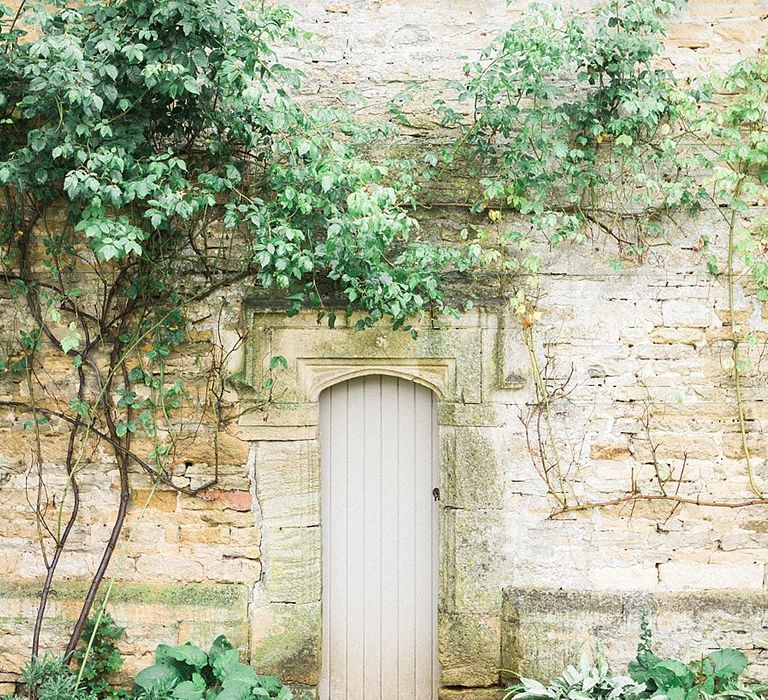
14 656 94 700
505 626 768 700
505 651 646 700
632 648 753 700
73 613 129 700
132 635 293 700
629 628 755 700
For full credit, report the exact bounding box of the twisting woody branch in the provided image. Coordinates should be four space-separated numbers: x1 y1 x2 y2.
0 0 766 675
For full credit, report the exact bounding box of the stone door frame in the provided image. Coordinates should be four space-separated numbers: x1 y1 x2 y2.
237 311 505 692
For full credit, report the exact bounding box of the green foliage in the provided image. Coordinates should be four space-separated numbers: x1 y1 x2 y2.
439 0 701 253
73 613 129 700
1 633 293 700
629 645 752 700
17 656 94 700
133 635 293 700
506 627 767 700
506 651 645 700
692 47 768 300
0 0 477 332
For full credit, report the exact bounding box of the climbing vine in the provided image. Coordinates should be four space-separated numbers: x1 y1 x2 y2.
436 0 768 512
0 0 767 674
0 0 477 663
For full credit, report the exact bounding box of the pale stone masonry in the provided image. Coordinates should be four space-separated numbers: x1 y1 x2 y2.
1 1 768 698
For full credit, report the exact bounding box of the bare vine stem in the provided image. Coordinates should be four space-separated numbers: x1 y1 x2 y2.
522 324 569 508
551 493 768 519
725 176 762 498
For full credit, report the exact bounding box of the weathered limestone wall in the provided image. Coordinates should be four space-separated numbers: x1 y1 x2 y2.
0 1 767 697
502 588 768 682
287 0 766 115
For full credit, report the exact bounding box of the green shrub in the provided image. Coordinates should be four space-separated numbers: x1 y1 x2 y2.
506 651 646 700
133 636 293 700
74 613 129 700
506 624 768 700
2 632 292 700
16 656 94 700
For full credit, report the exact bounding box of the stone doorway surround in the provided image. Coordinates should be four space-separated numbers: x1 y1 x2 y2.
235 309 510 694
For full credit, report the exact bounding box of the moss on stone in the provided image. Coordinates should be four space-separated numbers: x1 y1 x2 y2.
0 580 246 608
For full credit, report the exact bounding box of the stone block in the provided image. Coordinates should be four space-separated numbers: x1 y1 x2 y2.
501 588 768 683
661 300 716 328
587 564 659 591
172 430 250 467
589 440 631 461
203 551 262 584
650 327 706 347
176 618 249 654
135 554 205 582
263 526 321 603
713 20 765 45
688 0 767 20
180 489 252 512
666 22 712 49
177 524 230 545
442 428 504 509
439 613 501 687
439 402 502 427
130 489 178 512
250 602 322 685
253 441 320 527
439 689 506 700
243 316 484 404
658 561 764 591
442 508 505 613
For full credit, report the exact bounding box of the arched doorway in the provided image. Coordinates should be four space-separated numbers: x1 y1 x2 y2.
318 375 440 699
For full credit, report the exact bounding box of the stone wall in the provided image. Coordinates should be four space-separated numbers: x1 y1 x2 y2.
1 1 768 698
502 588 768 683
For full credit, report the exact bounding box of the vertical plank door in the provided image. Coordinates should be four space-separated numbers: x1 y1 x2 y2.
319 375 439 700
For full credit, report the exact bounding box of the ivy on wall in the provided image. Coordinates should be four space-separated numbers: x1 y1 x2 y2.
433 0 768 512
0 0 766 674
0 0 477 669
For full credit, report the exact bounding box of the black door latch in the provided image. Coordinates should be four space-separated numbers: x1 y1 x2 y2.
432 487 440 501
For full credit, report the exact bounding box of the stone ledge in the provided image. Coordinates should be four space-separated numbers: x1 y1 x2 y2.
439 688 507 700
0 580 248 609
501 587 768 683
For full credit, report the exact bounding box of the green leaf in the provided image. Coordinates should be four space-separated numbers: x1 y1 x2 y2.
60 322 82 354
212 649 241 682
183 76 200 94
156 642 209 671
133 663 182 691
297 139 311 156
172 680 206 700
216 683 253 700
208 635 235 666
708 649 748 679
220 663 259 688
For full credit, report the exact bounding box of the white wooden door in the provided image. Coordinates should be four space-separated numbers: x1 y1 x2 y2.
319 375 440 700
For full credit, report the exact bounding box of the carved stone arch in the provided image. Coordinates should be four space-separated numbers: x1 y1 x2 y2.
239 310 505 696
297 357 455 403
